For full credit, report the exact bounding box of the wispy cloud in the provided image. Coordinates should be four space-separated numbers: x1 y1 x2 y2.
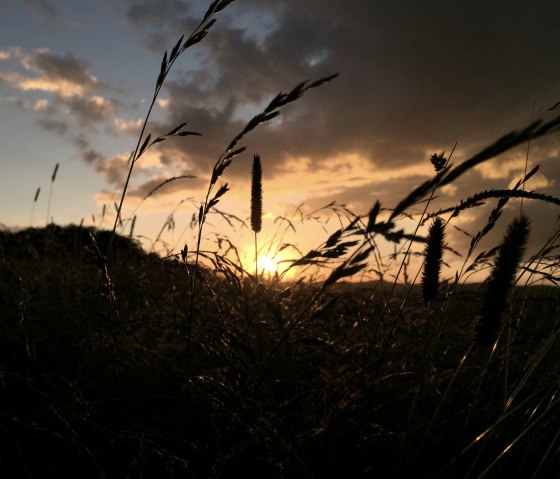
113 117 143 135
62 94 115 124
37 117 69 135
0 46 127 143
21 0 58 19
1 48 97 97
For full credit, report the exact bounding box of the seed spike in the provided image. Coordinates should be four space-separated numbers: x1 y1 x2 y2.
251 154 262 233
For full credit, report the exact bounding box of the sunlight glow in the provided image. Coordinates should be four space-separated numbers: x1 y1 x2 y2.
257 254 279 275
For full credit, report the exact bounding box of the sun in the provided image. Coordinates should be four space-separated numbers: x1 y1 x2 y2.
247 250 296 281
257 254 279 275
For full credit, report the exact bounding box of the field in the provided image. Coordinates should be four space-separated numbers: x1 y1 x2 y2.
0 222 559 478
1 1 560 477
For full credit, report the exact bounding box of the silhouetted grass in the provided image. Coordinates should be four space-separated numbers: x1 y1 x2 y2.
1 1 560 477
1 220 559 477
421 218 445 303
475 216 530 348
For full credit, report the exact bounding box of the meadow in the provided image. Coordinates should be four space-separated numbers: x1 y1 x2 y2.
1 1 560 477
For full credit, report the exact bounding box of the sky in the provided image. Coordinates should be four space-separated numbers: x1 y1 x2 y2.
1 0 560 282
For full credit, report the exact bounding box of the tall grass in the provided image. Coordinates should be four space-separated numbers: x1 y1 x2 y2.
421 217 445 303
1 1 560 477
45 163 59 225
475 216 530 349
251 153 263 281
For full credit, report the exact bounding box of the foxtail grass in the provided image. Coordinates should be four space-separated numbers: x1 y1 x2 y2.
30 187 40 227
251 153 263 281
475 215 530 348
421 217 445 303
105 2 228 259
45 163 59 225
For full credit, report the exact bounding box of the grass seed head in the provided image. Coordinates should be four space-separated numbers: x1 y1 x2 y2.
422 217 445 303
251 154 263 234
430 151 448 172
475 215 530 348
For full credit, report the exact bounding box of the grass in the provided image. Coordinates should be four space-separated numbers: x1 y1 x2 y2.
0 225 559 477
1 1 560 477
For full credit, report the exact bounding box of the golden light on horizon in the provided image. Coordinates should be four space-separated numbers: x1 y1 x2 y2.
245 249 299 281
257 254 279 275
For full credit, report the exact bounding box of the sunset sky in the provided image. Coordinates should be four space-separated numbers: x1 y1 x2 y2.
1 0 559 281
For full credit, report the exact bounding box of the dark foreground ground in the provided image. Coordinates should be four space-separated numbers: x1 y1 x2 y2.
1 225 559 478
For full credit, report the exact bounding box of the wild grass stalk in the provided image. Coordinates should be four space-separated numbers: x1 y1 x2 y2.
421 217 445 303
251 154 263 281
129 214 136 237
518 216 560 286
520 102 536 216
45 163 59 225
94 2 237 355
188 73 338 281
185 74 338 358
363 150 451 377
106 1 231 259
475 216 530 349
248 153 263 354
400 216 446 457
30 187 40 227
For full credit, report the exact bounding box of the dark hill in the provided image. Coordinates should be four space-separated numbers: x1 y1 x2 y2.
0 224 147 264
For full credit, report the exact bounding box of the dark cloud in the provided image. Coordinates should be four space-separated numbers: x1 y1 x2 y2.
28 0 555 257
29 92 117 139
120 0 560 180
25 49 97 90
94 154 129 185
21 0 58 18
71 136 128 186
37 117 69 134
72 136 106 165
60 94 115 125
125 0 200 52
252 0 560 166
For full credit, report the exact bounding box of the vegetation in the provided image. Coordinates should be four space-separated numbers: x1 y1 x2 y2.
1 1 559 477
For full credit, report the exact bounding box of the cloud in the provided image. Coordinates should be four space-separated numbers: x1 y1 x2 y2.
101 0 559 266
71 138 130 187
61 94 115 124
23 49 98 96
125 0 202 52
94 153 129 184
37 117 69 135
120 0 560 181
156 98 169 109
4 0 557 263
2 48 98 97
113 117 143 134
32 98 49 110
122 174 203 203
0 46 129 155
21 0 58 18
